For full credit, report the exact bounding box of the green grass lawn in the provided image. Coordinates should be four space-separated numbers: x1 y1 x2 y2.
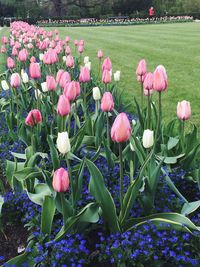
0 23 199 131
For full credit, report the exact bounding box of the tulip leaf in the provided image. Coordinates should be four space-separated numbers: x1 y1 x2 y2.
181 200 200 216
47 135 60 170
124 213 200 233
167 137 179 150
14 167 42 181
27 183 52 205
0 196 4 215
11 152 26 160
86 159 120 233
41 195 56 236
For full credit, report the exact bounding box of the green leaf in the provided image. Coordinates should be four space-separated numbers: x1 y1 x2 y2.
181 144 200 170
156 154 185 164
11 152 26 160
41 195 56 236
6 161 25 189
134 97 144 130
14 167 42 181
27 183 52 205
47 135 60 170
167 137 179 150
124 213 200 233
74 159 85 206
86 159 120 233
181 200 200 216
79 203 100 223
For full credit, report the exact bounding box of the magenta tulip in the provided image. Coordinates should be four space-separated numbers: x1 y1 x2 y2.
25 109 42 127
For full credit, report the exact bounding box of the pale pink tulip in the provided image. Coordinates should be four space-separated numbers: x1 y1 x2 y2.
111 113 131 143
101 92 114 112
52 168 70 192
57 94 71 116
177 100 191 120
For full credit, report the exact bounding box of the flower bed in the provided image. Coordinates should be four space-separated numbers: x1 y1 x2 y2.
0 21 200 266
36 16 193 27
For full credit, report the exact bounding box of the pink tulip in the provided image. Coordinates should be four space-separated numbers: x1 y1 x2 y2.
102 69 111 84
30 56 36 63
56 69 65 83
64 81 77 101
97 49 103 59
177 100 191 120
59 72 71 89
1 36 8 44
136 59 147 77
74 40 78 46
79 66 90 83
79 39 84 46
10 73 21 88
46 75 57 91
74 81 81 97
153 68 168 92
52 168 70 192
143 72 153 90
1 47 6 53
27 43 33 50
78 44 84 54
66 55 74 68
25 109 42 127
65 36 70 43
11 46 18 56
57 94 71 116
102 57 112 72
101 92 114 112
65 46 71 55
7 57 15 69
29 63 41 79
111 113 131 143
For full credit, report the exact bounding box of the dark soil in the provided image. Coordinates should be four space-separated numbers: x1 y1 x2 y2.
0 221 28 265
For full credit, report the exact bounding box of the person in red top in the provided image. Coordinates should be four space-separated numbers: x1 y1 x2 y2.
149 6 154 19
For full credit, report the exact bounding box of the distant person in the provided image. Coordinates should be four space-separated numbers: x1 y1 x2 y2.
149 6 154 20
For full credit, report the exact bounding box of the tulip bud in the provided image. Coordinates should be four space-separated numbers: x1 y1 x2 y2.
84 56 89 64
114 70 120 82
22 72 29 83
25 109 42 127
56 132 71 154
1 80 9 90
29 63 41 79
142 129 154 148
101 92 114 112
93 87 101 101
136 59 147 76
39 53 44 61
130 142 135 152
41 82 48 92
111 113 131 143
46 75 57 91
132 119 137 126
79 66 90 83
52 168 70 192
177 100 191 121
63 56 67 62
102 69 111 84
57 94 71 116
35 89 42 99
97 49 103 59
10 73 21 88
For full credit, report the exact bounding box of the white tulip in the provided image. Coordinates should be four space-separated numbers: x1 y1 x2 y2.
85 62 91 71
114 70 120 81
56 132 71 154
142 129 154 149
41 82 48 92
92 87 101 101
130 142 135 152
84 56 89 64
22 72 29 83
1 80 9 90
132 119 137 126
35 89 42 99
63 56 67 62
39 53 44 61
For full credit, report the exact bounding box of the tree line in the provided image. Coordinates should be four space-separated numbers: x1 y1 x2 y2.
0 0 200 18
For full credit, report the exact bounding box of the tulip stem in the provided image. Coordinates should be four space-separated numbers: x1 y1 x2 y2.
140 77 143 109
83 83 87 121
119 143 123 209
60 192 67 229
68 113 71 136
147 92 151 129
66 156 74 210
155 92 162 147
106 112 110 148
